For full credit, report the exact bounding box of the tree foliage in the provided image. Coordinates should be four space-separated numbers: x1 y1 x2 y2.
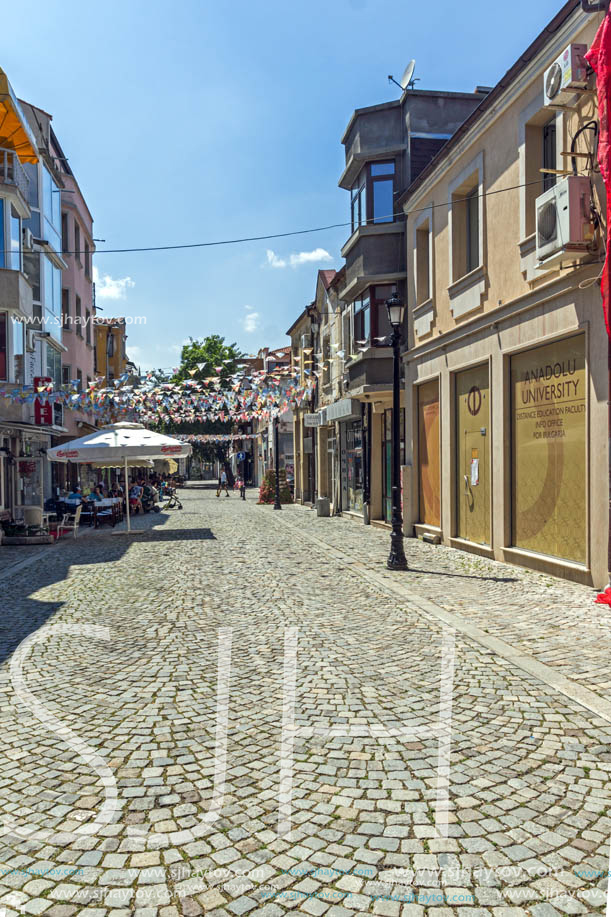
156 335 246 464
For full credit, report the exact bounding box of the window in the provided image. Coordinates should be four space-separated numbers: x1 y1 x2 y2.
0 199 4 269
62 288 70 329
76 368 83 391
86 375 92 391
85 241 91 279
522 106 559 239
12 318 24 384
23 252 41 302
46 344 62 390
542 118 557 193
107 331 115 356
42 167 61 254
451 173 480 281
74 222 81 264
322 335 331 386
62 365 71 388
371 285 393 343
416 220 431 306
85 309 91 344
10 206 20 270
0 313 6 380
351 176 366 233
353 292 370 346
23 161 39 208
62 213 69 253
75 294 82 336
466 188 479 275
371 162 395 224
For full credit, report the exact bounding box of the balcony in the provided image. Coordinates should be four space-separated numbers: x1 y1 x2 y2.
0 147 30 217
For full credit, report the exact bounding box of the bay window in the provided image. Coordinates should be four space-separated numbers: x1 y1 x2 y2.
351 177 366 233
353 292 370 345
371 162 395 223
350 161 396 233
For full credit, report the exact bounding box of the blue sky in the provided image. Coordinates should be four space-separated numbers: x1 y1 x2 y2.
3 0 565 370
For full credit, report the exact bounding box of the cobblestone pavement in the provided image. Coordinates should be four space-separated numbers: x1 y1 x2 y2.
0 486 609 917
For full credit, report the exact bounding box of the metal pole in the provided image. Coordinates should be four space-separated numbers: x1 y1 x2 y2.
273 416 282 510
387 327 408 570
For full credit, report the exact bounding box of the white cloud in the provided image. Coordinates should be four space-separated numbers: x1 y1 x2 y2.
265 247 332 269
242 305 260 333
93 266 136 300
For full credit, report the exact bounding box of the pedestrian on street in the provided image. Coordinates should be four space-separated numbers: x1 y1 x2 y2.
217 469 229 497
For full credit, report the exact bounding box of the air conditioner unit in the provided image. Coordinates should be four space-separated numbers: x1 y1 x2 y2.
544 43 588 107
536 176 593 264
22 228 33 250
301 333 312 350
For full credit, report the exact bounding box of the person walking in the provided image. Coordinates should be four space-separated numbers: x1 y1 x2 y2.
217 468 229 497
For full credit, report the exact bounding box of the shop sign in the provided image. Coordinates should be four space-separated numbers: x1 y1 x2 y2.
304 413 321 427
34 376 53 426
325 398 361 422
511 335 586 563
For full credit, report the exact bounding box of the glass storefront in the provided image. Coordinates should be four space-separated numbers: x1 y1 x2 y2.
511 335 586 564
342 419 363 513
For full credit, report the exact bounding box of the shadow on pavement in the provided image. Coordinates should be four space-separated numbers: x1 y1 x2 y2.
0 509 215 668
406 567 519 583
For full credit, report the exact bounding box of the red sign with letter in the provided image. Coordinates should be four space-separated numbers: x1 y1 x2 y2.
34 376 53 426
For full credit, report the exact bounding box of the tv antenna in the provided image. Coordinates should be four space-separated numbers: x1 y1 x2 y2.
388 60 419 92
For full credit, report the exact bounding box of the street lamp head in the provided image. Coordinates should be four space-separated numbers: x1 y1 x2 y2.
385 291 405 329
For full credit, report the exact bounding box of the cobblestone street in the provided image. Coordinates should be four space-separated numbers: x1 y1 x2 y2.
0 486 610 917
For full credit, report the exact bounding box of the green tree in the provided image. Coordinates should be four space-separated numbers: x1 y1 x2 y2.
156 335 246 464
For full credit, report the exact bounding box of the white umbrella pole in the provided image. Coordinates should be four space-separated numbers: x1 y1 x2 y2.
124 456 131 533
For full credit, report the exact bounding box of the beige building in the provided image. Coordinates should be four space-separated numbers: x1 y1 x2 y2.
402 0 608 587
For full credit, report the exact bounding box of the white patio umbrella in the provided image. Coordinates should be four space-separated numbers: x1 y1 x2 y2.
47 423 191 532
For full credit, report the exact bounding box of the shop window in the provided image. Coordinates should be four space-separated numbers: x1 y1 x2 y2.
511 335 586 564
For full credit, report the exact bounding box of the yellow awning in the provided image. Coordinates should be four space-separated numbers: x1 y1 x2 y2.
0 69 38 163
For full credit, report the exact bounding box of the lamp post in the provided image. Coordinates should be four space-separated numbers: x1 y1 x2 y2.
385 291 408 571
273 415 282 510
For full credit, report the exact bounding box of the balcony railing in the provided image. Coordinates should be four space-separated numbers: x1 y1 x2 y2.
0 147 28 199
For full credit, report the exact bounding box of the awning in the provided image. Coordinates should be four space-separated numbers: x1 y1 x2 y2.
0 70 38 163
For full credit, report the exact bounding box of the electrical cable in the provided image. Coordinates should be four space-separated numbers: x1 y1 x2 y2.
12 174 591 259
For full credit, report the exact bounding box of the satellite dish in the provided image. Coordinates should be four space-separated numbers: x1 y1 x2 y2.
388 60 418 93
400 60 416 90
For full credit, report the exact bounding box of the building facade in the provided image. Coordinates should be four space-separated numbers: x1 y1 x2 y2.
402 0 608 587
94 317 129 386
337 85 487 524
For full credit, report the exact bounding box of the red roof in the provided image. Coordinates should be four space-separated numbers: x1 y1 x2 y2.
319 269 336 290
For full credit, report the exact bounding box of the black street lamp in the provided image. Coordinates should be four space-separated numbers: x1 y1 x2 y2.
273 415 282 510
385 291 408 571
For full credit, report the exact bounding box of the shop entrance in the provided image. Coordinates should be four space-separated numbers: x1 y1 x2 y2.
456 365 490 545
417 380 440 527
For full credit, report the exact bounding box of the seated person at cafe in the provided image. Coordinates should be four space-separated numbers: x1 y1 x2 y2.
111 482 123 497
67 486 83 504
129 481 143 514
88 486 103 503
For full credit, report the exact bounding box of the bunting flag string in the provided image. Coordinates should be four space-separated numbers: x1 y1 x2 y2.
0 365 314 427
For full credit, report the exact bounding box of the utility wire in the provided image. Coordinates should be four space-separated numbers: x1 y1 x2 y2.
14 175 591 259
